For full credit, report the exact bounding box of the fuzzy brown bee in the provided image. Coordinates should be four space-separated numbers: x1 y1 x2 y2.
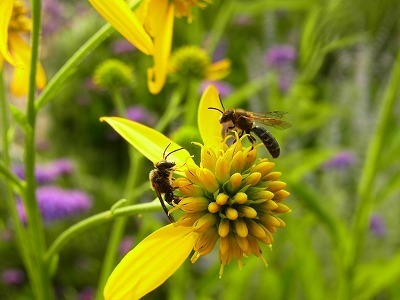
209 107 291 158
149 144 184 223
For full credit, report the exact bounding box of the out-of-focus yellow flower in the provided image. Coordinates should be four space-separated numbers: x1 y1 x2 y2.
0 0 46 96
88 0 211 94
101 85 290 299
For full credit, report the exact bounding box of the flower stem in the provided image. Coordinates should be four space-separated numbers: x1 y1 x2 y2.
343 52 400 298
44 198 161 264
24 0 53 298
184 79 201 126
0 73 33 293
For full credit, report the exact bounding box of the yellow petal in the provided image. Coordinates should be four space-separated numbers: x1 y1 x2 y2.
104 224 197 300
0 0 19 66
100 117 195 166
147 1 174 94
206 59 231 81
8 33 46 97
197 85 224 148
88 0 154 55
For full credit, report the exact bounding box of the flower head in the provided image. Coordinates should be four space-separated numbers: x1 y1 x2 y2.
88 0 211 94
1 268 25 286
0 0 46 96
169 45 231 82
93 59 135 90
323 151 356 170
101 85 290 299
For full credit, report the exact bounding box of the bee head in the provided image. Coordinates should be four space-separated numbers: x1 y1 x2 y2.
220 109 234 123
155 160 176 171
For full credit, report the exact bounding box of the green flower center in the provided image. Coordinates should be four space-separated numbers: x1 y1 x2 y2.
168 46 210 80
93 59 134 90
172 135 290 276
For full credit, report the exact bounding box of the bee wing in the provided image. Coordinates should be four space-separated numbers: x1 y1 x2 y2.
247 111 292 129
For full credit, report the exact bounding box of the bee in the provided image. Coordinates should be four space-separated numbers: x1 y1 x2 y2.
209 106 291 158
149 143 184 223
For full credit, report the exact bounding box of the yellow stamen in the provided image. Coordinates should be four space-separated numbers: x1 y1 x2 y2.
225 207 238 220
193 213 218 232
232 192 247 204
216 193 229 205
273 190 290 202
226 173 242 194
234 219 248 238
218 219 230 237
267 181 287 192
208 202 221 213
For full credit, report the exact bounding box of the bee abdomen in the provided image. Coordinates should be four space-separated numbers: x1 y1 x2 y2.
251 125 280 158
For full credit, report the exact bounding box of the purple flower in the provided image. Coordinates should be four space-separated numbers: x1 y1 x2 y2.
13 159 74 184
2 269 25 285
200 81 233 97
323 151 356 170
119 236 135 256
370 214 386 237
78 287 95 300
125 105 156 127
42 0 64 35
17 186 92 224
265 45 296 68
111 39 136 54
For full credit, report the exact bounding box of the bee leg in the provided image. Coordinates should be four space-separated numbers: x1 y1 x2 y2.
247 132 257 149
172 196 182 205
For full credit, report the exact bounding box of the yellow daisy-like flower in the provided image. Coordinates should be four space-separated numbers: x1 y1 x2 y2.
101 85 290 300
88 0 211 94
0 0 46 96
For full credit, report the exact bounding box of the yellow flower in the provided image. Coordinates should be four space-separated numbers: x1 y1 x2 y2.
88 0 211 94
0 0 46 96
101 85 290 299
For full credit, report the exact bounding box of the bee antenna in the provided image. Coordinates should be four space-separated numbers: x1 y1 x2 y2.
208 107 224 114
218 95 225 110
165 147 184 160
163 143 172 159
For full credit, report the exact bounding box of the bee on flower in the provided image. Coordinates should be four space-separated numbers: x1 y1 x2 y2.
101 85 290 300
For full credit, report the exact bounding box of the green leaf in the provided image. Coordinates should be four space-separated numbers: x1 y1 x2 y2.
354 251 400 300
9 104 31 134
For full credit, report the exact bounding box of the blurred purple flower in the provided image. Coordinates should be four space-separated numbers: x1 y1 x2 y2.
111 39 136 54
2 269 25 286
119 236 135 256
370 214 386 237
78 287 95 300
200 81 233 97
13 159 74 184
265 45 296 68
17 186 92 224
42 0 64 35
126 105 156 127
324 151 356 170
234 15 252 26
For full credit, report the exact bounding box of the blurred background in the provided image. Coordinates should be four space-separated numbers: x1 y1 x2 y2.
1 0 400 299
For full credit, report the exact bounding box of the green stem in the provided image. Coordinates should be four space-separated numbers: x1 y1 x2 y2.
155 85 185 132
183 79 200 126
44 200 161 264
0 73 33 293
95 150 144 300
25 0 52 298
111 89 126 117
345 52 400 297
0 158 25 194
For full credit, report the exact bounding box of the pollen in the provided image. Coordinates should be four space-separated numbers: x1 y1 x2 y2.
173 133 290 276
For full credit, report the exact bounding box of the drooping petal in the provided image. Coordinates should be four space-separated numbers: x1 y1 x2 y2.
88 0 154 55
206 59 231 81
147 1 174 94
100 117 195 166
198 85 224 148
0 0 18 66
104 224 197 300
8 33 46 96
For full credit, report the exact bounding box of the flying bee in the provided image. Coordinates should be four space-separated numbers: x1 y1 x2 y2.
208 106 291 158
149 143 184 223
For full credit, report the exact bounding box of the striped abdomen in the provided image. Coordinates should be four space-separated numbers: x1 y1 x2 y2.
251 125 280 158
